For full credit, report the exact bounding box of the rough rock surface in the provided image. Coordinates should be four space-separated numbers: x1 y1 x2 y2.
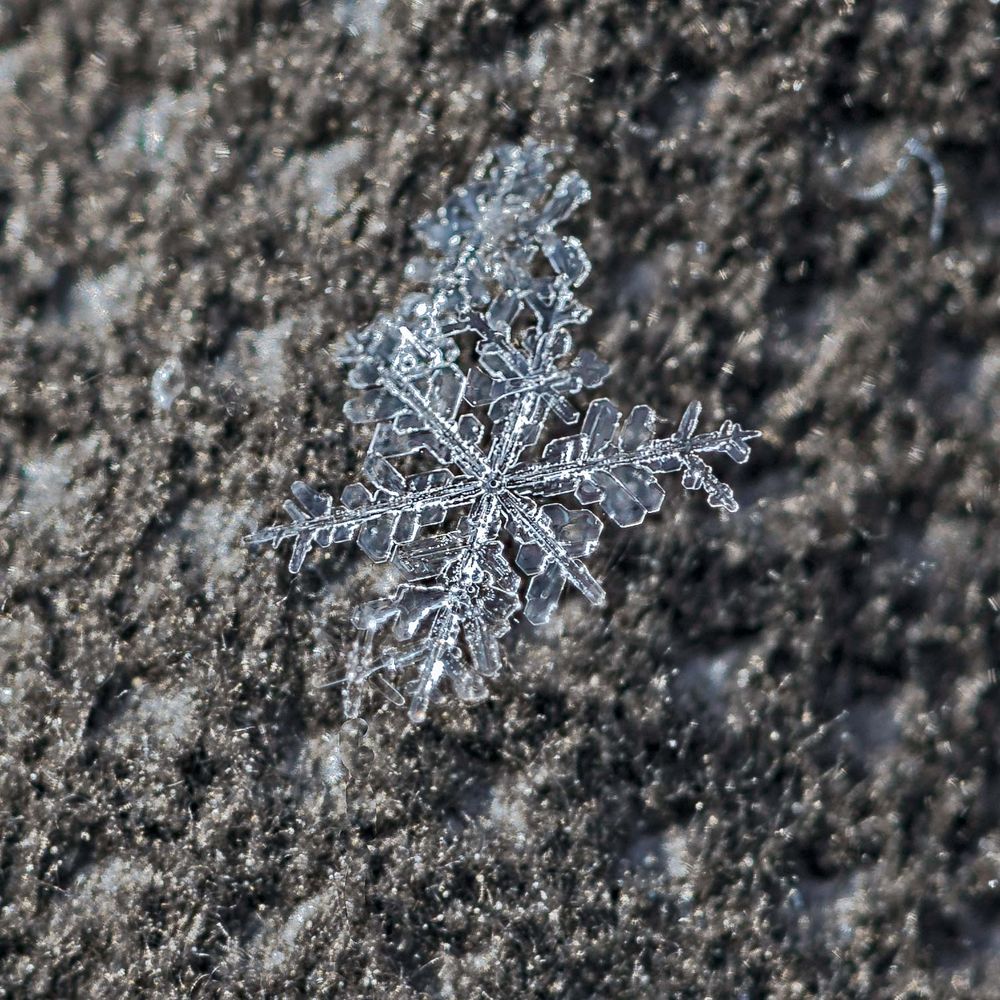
1 2 998 997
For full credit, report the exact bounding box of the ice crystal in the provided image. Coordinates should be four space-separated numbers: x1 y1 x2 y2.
825 134 948 247
247 142 761 724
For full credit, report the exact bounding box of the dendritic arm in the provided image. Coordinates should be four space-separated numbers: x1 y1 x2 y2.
510 399 762 518
500 493 605 624
245 469 481 574
349 497 519 723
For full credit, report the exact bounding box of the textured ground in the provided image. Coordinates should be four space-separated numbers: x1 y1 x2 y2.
2 1 999 997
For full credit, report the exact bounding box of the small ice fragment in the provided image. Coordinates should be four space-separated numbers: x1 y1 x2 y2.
151 358 186 410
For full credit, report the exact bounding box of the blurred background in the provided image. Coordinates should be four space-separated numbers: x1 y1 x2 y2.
1 2 998 996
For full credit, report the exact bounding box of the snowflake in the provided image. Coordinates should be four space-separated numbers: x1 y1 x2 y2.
247 142 761 724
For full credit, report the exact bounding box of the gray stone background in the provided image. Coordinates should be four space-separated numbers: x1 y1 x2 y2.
1 1 998 997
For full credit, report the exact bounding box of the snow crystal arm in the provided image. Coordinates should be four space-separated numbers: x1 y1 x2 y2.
466 292 608 479
359 613 491 725
381 369 491 476
462 310 576 425
510 399 761 517
460 286 605 429
245 472 482 574
498 492 605 621
397 603 492 724
345 358 497 482
349 500 520 723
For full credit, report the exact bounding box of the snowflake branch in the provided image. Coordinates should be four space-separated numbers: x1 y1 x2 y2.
510 400 761 515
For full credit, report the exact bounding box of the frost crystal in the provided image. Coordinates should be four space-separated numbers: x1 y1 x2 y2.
247 142 761 724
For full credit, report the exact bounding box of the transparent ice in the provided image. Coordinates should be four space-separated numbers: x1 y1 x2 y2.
247 142 761 724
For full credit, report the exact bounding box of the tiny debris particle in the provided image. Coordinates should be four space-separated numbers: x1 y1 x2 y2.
151 358 186 411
